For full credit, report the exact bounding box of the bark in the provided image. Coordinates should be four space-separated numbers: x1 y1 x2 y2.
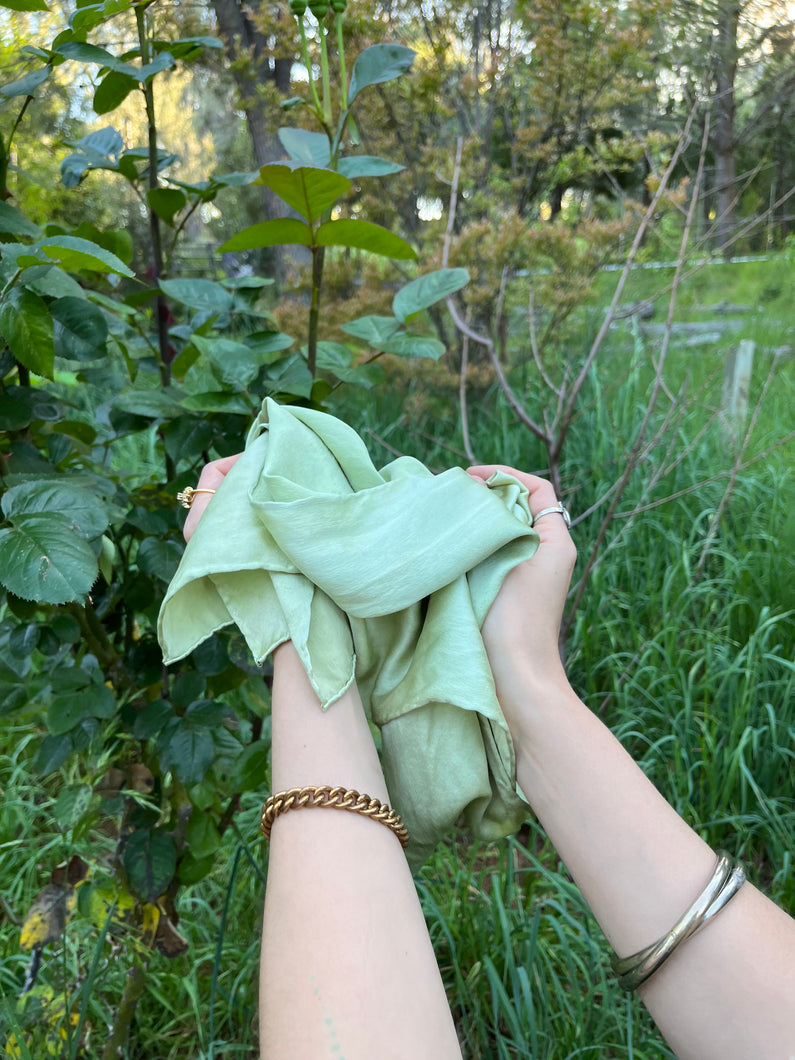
712 2 740 256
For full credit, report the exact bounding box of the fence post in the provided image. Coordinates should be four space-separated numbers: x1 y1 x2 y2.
721 339 755 440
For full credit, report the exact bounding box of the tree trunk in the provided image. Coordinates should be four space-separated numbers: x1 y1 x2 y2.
712 2 740 256
212 0 294 283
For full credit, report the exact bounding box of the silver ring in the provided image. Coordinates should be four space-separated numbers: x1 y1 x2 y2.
531 503 571 529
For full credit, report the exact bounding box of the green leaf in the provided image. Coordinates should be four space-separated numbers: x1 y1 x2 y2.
264 354 313 399
0 201 40 237
192 335 264 389
160 723 215 785
186 812 220 859
381 332 446 360
37 235 135 277
55 40 138 77
93 70 137 115
0 286 55 377
184 699 227 727
159 278 233 313
0 65 50 98
0 512 98 603
392 267 470 322
219 217 312 252
341 315 401 346
51 296 109 361
133 699 173 740
72 125 124 159
278 128 330 166
337 155 404 179
139 51 175 82
2 480 110 539
53 784 94 831
180 391 252 414
112 388 184 418
35 733 73 776
147 188 187 225
136 538 183 583
231 736 272 792
315 342 383 388
154 35 223 59
254 165 350 223
348 44 416 103
316 219 416 259
122 830 176 903
1 0 48 9
48 686 116 734
69 0 132 32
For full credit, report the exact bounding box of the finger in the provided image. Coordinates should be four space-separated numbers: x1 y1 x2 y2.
466 465 574 553
183 453 243 542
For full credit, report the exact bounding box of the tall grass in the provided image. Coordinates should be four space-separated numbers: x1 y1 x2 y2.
1 273 792 1056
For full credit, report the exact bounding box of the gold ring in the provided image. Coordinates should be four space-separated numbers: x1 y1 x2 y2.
177 487 216 509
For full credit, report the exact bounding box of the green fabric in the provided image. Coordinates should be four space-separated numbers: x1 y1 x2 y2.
158 398 540 865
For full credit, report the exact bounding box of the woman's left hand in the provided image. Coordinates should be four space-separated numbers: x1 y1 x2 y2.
182 453 242 542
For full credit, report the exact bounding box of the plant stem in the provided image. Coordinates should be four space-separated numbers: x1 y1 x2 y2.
336 12 348 111
134 2 171 384
101 957 149 1060
299 21 324 116
319 20 333 127
307 244 325 377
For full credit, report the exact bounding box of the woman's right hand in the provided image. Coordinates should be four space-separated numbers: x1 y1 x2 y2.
466 466 577 737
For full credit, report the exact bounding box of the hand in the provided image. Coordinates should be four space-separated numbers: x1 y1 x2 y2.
182 453 242 542
466 466 577 733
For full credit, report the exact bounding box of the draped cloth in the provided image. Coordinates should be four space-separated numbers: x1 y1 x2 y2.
158 398 540 866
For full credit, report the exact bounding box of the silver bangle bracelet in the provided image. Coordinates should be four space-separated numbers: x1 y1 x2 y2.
611 851 746 992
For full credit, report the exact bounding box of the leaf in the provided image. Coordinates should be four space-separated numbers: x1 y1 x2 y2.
35 733 73 775
136 538 183 583
337 155 404 179
1 480 110 539
348 44 416 103
53 784 94 831
147 187 187 225
278 128 330 166
254 164 350 223
0 65 50 98
20 884 76 951
316 219 416 259
0 201 40 237
50 296 109 361
159 277 233 313
133 699 174 740
231 736 272 792
392 267 470 322
47 686 116 734
37 235 135 277
192 335 264 389
93 70 137 114
72 125 124 159
139 52 175 82
0 512 98 604
0 286 54 377
341 314 401 346
122 830 176 903
264 354 314 399
219 217 312 252
159 722 215 785
112 388 184 418
381 333 446 360
69 0 132 31
1 0 48 10
180 391 252 414
186 811 221 859
54 41 138 79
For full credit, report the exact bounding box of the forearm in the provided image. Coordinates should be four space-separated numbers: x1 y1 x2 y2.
504 663 795 1060
259 642 462 1060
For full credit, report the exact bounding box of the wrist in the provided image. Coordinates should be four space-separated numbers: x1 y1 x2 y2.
493 657 578 751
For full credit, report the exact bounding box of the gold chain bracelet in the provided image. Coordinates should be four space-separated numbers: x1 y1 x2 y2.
261 785 410 849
